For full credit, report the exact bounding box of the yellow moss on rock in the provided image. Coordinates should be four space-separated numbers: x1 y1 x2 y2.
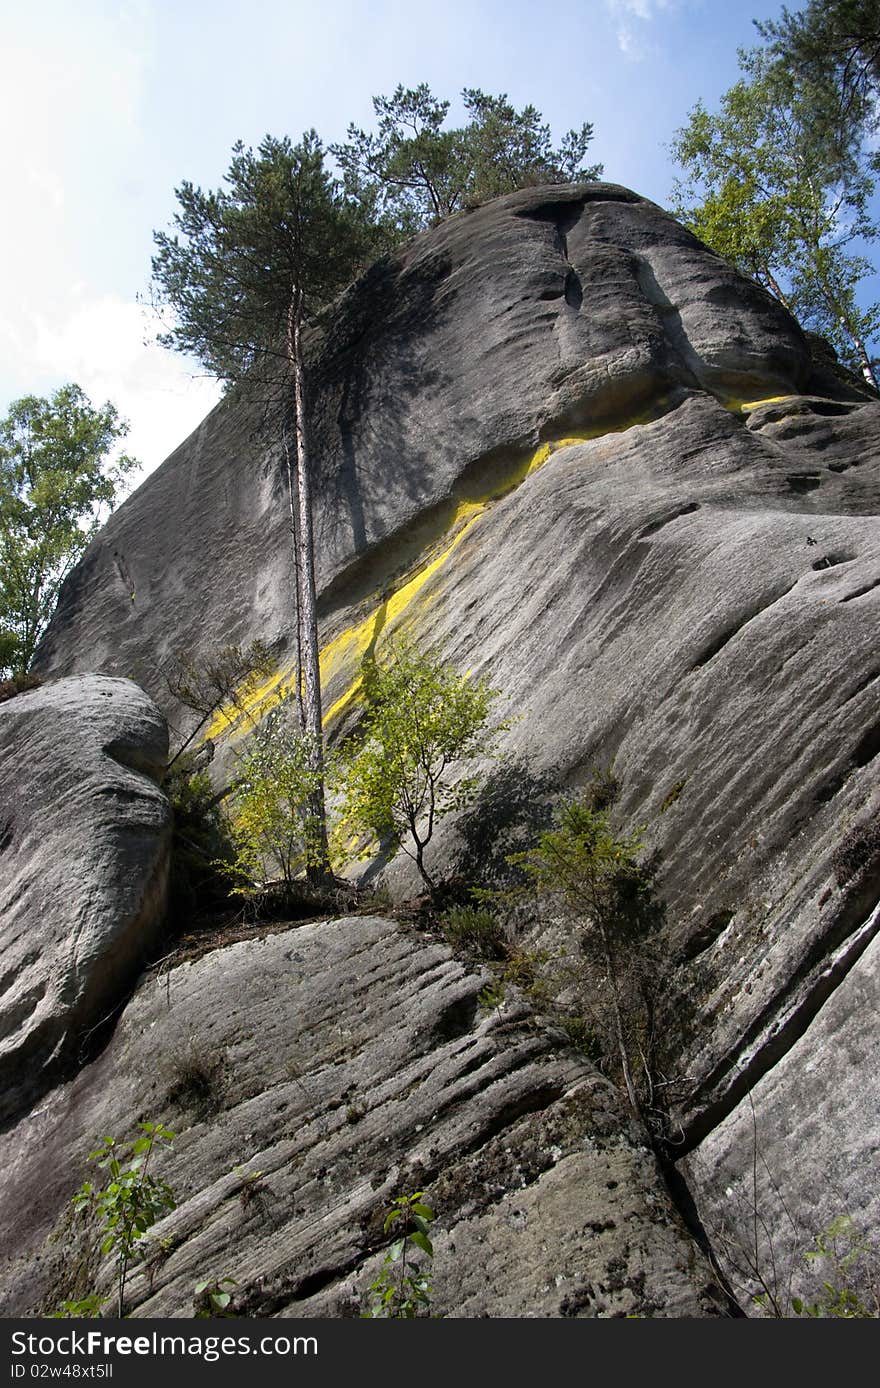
204 416 664 744
723 393 797 413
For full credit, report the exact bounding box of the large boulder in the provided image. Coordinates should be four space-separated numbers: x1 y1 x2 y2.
0 676 170 1121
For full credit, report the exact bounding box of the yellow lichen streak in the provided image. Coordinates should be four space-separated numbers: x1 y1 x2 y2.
203 420 657 745
722 394 796 413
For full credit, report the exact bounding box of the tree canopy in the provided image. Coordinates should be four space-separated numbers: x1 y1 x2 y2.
331 84 602 240
151 131 380 881
0 385 138 677
670 44 880 388
757 0 880 169
151 130 376 396
342 640 506 891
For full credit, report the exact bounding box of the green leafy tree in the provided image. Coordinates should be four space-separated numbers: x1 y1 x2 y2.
670 46 880 388
151 133 376 880
513 799 664 1118
226 703 329 891
0 385 138 677
61 1121 176 1319
331 84 602 238
343 640 506 891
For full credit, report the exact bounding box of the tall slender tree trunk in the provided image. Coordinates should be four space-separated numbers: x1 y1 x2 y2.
598 918 640 1119
281 422 307 735
287 292 331 882
760 265 792 311
849 328 879 392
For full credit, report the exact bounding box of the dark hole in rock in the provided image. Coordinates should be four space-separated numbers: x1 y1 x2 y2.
811 552 854 571
430 992 480 1045
679 910 734 961
807 400 861 417
814 773 845 804
564 268 583 311
786 473 822 493
853 720 880 768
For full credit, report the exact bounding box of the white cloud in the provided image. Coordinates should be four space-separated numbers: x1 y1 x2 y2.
1 293 221 483
604 0 677 61
0 5 219 483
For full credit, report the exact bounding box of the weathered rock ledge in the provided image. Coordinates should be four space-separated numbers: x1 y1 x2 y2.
0 917 725 1319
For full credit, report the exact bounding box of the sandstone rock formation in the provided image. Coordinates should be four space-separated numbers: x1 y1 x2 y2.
9 182 879 1314
35 183 815 725
0 918 725 1318
0 676 171 1123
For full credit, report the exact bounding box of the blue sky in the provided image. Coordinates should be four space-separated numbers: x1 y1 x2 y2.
0 1 822 477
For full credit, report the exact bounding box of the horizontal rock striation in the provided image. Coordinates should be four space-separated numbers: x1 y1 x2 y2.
34 183 813 716
15 181 880 1312
0 918 725 1318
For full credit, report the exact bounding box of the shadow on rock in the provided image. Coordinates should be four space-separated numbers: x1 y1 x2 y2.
452 757 562 890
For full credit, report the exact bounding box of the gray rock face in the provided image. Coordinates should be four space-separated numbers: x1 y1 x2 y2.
683 919 880 1313
15 182 880 1311
380 386 880 1300
34 183 813 709
0 676 170 1121
0 918 724 1318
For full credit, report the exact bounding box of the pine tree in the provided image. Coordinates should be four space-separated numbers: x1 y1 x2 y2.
331 84 601 239
151 132 376 879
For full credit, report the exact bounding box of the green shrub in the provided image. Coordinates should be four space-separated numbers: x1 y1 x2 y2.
439 904 507 960
165 758 238 922
558 1015 604 1063
501 945 549 1000
165 1045 226 1117
363 1193 437 1318
792 1217 878 1317
342 639 506 892
194 1277 238 1317
58 1120 176 1318
586 763 620 813
226 709 328 892
512 796 665 1118
477 978 506 1013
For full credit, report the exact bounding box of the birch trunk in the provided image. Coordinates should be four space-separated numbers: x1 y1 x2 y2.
851 331 879 392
